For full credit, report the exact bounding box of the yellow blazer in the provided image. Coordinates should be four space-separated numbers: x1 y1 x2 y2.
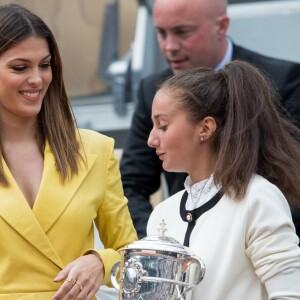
0 129 137 299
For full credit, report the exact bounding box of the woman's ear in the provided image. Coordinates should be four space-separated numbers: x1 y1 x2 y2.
198 117 217 141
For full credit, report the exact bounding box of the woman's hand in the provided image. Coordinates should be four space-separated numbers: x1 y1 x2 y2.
52 253 104 300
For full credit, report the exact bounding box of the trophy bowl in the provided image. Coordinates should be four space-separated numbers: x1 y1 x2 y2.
110 232 205 300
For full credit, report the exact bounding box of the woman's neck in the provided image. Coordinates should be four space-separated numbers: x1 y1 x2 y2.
0 116 38 144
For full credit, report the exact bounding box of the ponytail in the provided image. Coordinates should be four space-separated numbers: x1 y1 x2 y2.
215 60 300 203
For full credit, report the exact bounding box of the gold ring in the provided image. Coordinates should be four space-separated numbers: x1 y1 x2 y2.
66 275 77 286
75 282 83 291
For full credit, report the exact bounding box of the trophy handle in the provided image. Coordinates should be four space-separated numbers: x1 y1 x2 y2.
110 260 121 290
179 255 206 299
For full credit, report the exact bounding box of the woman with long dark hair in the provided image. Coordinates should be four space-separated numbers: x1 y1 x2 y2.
147 60 300 299
0 4 137 300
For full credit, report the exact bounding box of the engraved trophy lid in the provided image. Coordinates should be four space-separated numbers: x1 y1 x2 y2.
120 220 192 256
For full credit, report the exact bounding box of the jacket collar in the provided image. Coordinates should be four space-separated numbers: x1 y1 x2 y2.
0 141 97 269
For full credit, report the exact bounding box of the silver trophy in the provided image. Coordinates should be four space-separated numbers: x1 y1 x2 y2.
110 220 205 300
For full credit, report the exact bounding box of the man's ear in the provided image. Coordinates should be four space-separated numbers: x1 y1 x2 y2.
217 15 229 38
198 117 217 141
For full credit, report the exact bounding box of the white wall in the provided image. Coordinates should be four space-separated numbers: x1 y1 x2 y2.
228 0 300 63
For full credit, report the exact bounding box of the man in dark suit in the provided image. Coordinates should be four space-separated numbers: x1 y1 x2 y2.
120 0 300 239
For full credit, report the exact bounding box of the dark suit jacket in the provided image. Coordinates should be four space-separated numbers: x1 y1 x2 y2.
120 43 300 239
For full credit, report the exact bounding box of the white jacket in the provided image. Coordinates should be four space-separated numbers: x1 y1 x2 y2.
147 174 300 300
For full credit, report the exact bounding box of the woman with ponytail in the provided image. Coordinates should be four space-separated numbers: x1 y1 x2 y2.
147 60 300 300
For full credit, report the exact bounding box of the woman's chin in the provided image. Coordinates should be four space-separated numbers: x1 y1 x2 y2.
162 162 183 173
162 161 171 172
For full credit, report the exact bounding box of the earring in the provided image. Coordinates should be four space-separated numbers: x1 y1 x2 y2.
200 136 204 142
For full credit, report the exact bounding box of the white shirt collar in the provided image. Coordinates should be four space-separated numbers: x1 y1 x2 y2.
184 174 221 210
215 37 233 71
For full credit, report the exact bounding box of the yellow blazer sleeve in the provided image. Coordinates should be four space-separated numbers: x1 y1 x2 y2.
81 129 138 285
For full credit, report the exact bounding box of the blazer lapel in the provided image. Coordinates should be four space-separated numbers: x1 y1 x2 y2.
0 142 97 269
0 157 65 269
33 141 97 234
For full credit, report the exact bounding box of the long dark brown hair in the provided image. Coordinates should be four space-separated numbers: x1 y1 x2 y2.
160 60 300 206
0 4 84 185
